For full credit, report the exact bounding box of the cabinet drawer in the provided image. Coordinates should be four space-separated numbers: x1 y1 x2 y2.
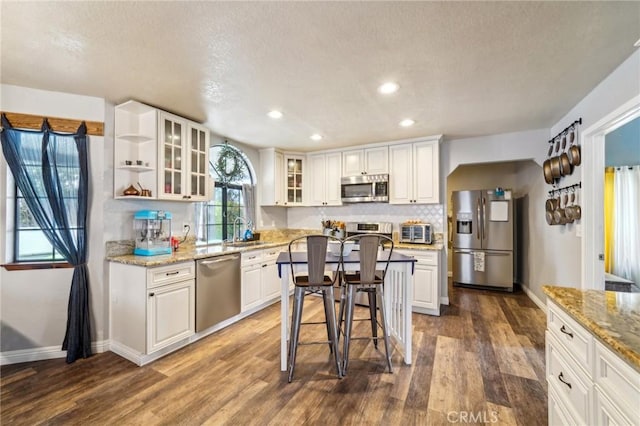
147 261 195 288
241 250 263 267
547 301 593 372
546 331 592 425
594 340 640 421
261 248 281 262
397 249 438 266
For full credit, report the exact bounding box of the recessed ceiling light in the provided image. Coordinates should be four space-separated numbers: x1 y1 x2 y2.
267 110 283 119
378 82 399 94
399 119 415 127
310 134 322 141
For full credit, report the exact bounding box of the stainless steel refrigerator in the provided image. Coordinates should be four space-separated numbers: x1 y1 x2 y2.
452 189 515 291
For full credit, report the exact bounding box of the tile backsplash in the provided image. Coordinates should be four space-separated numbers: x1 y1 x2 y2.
286 203 444 233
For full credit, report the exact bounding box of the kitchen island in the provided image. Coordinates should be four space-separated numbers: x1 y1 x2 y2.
277 251 417 371
543 285 640 425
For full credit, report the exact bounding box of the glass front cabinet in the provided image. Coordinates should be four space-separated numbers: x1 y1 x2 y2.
158 112 210 201
284 155 304 205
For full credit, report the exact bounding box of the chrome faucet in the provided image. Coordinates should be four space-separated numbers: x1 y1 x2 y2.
232 216 246 243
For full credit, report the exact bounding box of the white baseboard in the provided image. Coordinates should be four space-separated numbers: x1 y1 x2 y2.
1 340 109 366
521 285 547 313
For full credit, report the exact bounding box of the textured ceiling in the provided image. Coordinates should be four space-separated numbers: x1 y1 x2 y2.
2 1 639 151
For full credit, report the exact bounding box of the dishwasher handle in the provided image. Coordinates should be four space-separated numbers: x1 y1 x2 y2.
199 256 240 266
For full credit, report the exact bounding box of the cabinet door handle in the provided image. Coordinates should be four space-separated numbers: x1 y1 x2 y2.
165 271 180 276
262 264 267 268
560 325 573 338
149 292 155 297
557 372 572 389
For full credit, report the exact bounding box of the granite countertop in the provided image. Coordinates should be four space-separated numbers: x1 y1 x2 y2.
394 242 444 251
106 241 290 267
106 240 444 267
543 285 640 371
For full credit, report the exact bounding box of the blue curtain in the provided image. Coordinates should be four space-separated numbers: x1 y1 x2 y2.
1 114 91 363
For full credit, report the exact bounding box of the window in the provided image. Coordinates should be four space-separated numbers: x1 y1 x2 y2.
9 130 81 263
199 144 254 244
15 187 67 262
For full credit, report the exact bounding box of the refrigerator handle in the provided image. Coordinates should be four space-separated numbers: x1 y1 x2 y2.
476 198 481 240
482 197 487 240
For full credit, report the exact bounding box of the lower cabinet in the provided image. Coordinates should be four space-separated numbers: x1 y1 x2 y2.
395 248 441 315
110 261 195 365
147 280 195 353
241 248 281 312
545 299 640 425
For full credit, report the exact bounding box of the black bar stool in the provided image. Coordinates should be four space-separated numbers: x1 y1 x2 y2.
287 235 342 382
338 234 394 375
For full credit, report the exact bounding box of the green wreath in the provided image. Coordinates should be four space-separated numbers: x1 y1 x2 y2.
213 143 246 184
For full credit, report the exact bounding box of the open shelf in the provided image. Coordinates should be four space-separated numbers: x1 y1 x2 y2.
117 165 154 173
116 133 155 143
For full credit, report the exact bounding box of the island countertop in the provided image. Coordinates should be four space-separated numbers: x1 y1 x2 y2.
543 285 640 371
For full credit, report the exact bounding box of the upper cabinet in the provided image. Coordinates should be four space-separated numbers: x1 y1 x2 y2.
259 149 306 207
342 146 388 176
389 138 440 204
260 148 284 206
308 152 342 206
284 154 305 206
114 101 211 202
157 112 211 201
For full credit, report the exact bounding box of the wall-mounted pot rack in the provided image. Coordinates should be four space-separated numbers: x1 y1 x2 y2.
548 182 581 196
547 118 582 144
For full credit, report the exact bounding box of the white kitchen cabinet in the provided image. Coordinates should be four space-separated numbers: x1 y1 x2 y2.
262 248 281 301
342 146 388 176
389 139 440 204
114 100 211 202
186 123 211 201
259 148 285 206
545 299 640 425
395 248 441 315
147 279 195 353
308 152 342 206
113 101 158 199
158 112 211 201
284 154 305 206
259 149 305 206
241 248 282 312
109 261 195 365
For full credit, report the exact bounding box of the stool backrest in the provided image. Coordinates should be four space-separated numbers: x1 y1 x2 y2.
343 234 394 284
288 234 340 285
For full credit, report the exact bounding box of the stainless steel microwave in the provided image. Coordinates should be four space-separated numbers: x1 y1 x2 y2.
341 174 389 203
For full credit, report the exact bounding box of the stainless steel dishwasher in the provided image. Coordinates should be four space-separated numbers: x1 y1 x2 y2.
196 254 241 332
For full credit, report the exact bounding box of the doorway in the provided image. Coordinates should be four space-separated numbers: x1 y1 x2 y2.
582 95 640 289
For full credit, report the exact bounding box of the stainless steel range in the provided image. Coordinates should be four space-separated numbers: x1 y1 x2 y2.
345 221 393 250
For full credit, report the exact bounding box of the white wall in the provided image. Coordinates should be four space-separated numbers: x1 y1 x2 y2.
0 84 107 353
554 49 640 290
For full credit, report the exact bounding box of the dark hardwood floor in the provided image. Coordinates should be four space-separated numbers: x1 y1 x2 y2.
1 283 547 425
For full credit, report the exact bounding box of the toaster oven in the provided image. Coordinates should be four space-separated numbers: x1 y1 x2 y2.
400 223 432 244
